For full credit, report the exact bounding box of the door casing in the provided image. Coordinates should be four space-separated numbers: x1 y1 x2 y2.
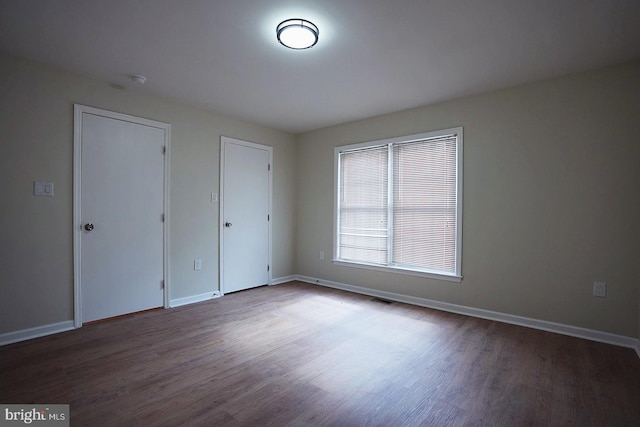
219 136 273 295
73 105 171 327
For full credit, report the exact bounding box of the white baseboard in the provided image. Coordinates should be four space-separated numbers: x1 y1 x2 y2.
0 321 75 346
295 275 640 355
272 275 296 285
169 291 221 308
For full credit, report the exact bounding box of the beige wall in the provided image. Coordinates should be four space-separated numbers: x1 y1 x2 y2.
2 50 638 341
295 61 640 337
0 52 297 334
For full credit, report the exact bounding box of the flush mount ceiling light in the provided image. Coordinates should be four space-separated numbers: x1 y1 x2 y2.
276 19 319 49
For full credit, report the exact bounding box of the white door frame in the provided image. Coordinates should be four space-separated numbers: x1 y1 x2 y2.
219 136 273 295
73 105 171 327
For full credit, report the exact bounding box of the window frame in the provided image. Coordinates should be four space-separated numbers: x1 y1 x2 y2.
333 127 463 282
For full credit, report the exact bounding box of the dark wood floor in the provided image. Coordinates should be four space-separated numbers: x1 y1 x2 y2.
1 281 639 426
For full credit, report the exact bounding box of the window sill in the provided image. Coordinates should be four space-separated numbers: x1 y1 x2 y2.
332 259 463 283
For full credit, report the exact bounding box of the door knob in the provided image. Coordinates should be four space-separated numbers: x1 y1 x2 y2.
84 223 94 231
225 222 232 228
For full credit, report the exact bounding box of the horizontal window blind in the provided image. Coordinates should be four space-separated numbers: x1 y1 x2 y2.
338 146 388 264
392 136 457 272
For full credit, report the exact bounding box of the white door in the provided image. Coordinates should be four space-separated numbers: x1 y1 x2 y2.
77 107 167 323
221 137 271 294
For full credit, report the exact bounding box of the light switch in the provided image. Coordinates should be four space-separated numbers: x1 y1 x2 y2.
211 192 218 203
34 181 54 196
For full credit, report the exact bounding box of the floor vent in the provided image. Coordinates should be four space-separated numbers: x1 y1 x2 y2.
371 297 394 304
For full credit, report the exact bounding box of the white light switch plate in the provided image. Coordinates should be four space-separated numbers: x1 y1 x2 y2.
194 259 202 270
34 181 54 196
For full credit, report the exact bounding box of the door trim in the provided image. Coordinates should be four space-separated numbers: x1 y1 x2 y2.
219 136 273 295
73 105 171 328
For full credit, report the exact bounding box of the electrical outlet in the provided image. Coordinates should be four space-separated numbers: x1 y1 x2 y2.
319 251 325 260
593 281 606 297
194 259 202 270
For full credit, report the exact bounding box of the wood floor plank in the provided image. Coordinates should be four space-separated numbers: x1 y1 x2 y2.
1 281 639 426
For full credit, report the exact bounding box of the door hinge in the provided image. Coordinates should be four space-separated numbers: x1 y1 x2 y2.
161 280 165 289
268 163 271 171
162 146 166 155
267 214 270 221
267 265 270 272
161 213 165 222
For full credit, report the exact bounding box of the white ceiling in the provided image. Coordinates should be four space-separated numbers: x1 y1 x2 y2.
1 0 639 133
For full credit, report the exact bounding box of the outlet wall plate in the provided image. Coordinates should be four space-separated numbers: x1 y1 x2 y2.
593 281 606 297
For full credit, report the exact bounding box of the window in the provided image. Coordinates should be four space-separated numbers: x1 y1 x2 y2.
334 128 462 281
